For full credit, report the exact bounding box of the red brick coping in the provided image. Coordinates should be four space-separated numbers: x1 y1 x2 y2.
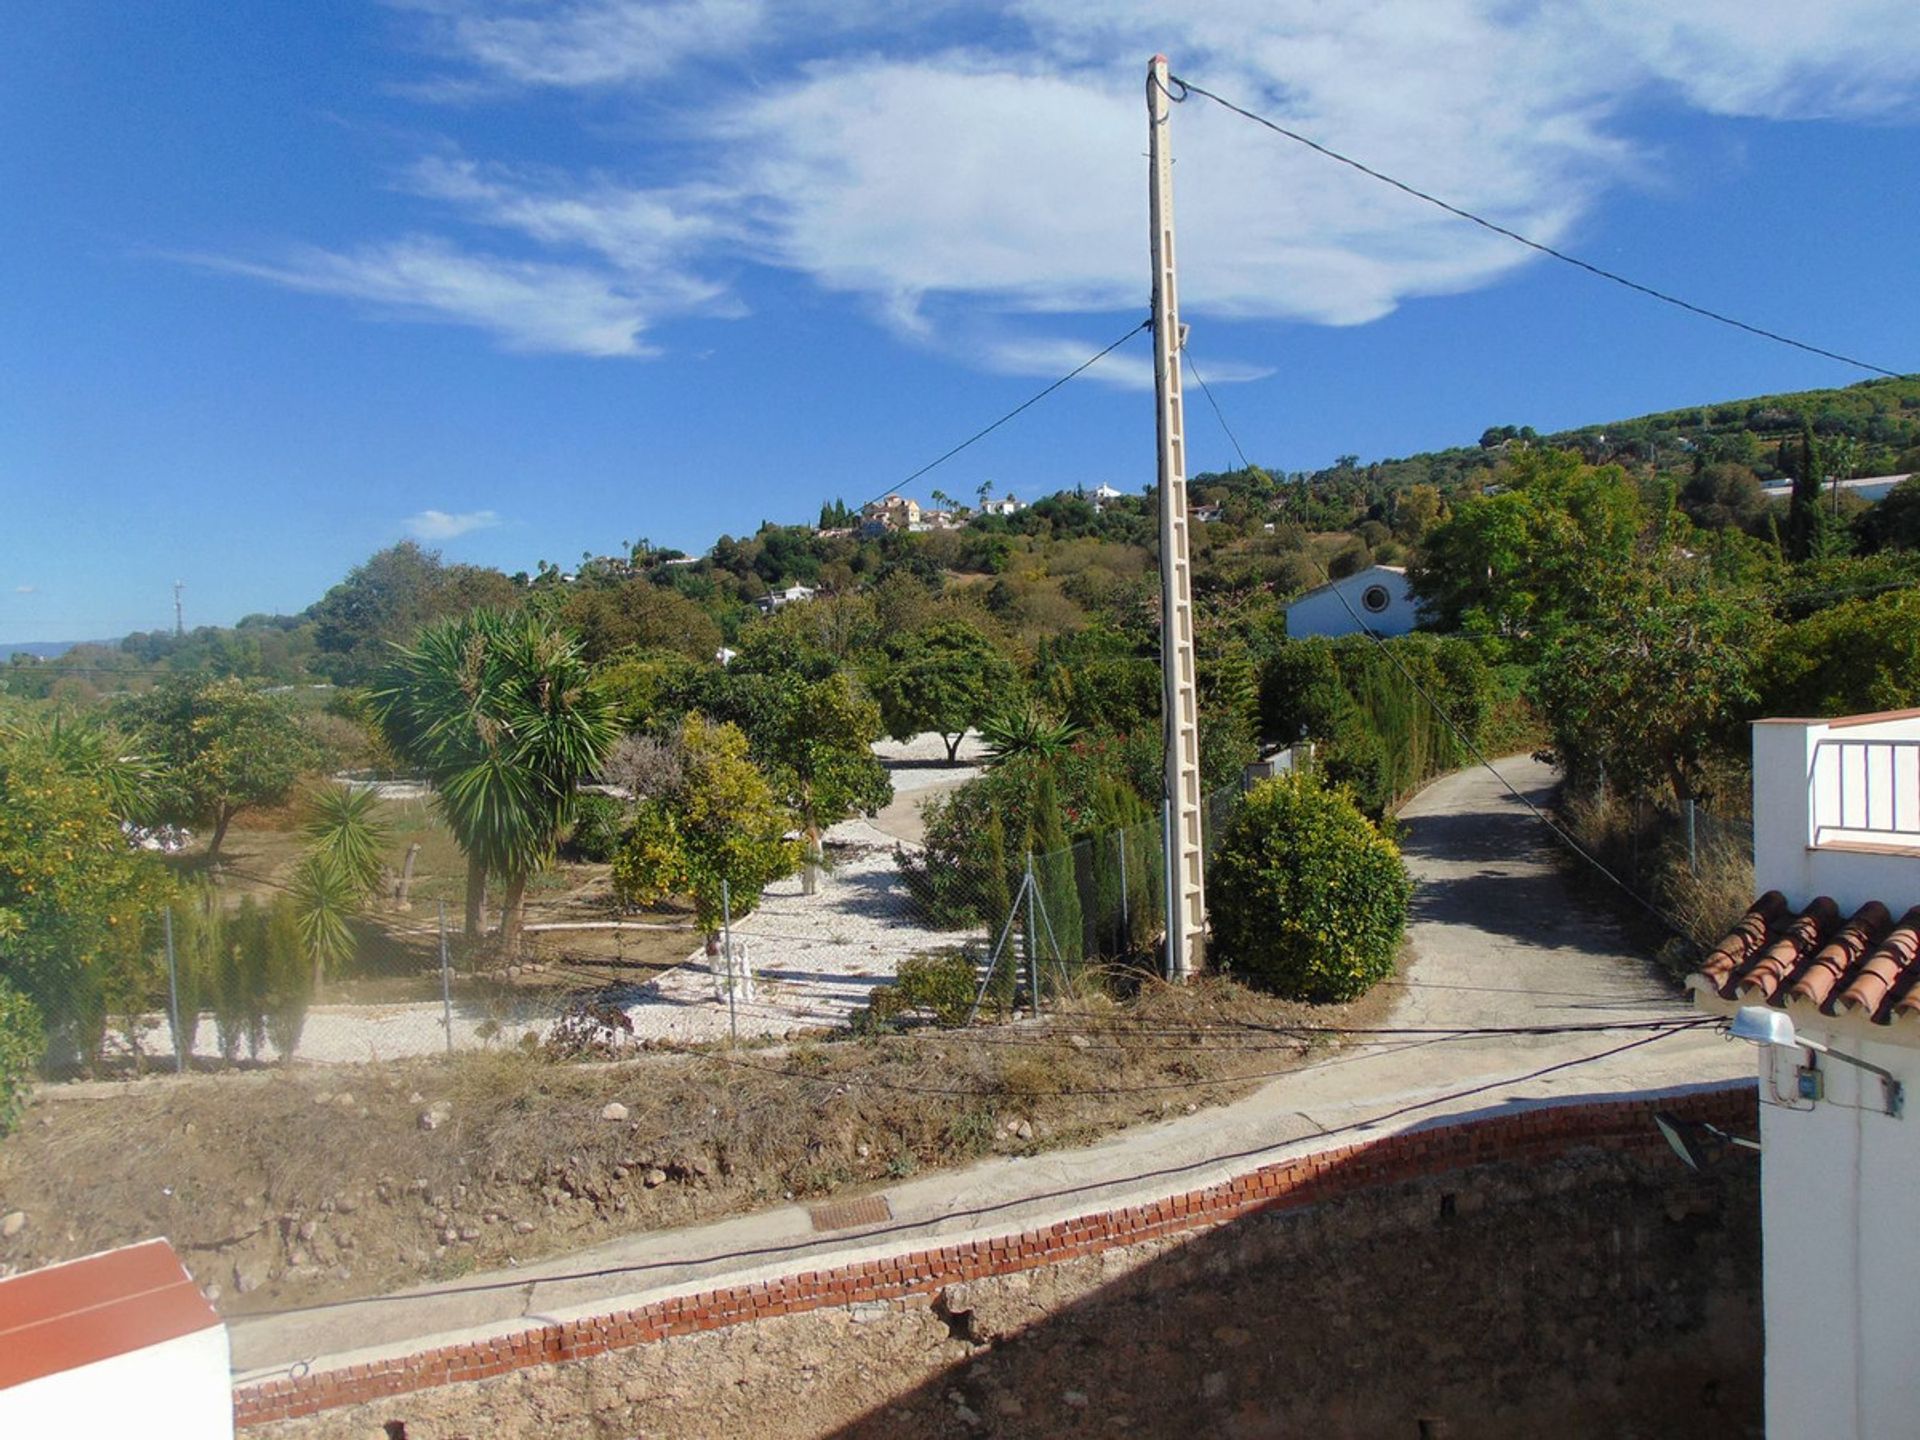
233 1085 1756 1428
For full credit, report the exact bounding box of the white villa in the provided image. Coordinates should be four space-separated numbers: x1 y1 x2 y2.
1285 564 1422 639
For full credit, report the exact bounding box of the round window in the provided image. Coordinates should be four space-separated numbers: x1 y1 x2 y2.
1361 584 1391 614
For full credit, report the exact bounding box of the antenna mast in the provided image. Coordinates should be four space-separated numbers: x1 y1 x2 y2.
173 581 185 638
1147 55 1207 978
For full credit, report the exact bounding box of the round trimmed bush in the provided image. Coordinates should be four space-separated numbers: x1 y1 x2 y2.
1209 773 1412 1001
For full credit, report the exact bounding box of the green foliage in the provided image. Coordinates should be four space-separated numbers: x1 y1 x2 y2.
371 609 621 951
0 725 169 1062
864 950 979 1028
610 715 800 933
1533 581 1769 806
979 703 1083 767
872 618 1020 761
1761 589 1920 718
1029 769 1082 969
308 540 521 686
0 976 43 1134
262 895 311 1061
1408 449 1644 652
291 854 362 986
563 792 629 863
1859 475 1920 554
298 784 392 898
116 675 322 855
1209 774 1412 1001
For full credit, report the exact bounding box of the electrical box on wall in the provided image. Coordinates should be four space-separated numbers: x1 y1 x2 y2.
1796 1064 1824 1103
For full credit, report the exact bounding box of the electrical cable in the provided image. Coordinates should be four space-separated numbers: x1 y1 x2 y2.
1178 335 1704 946
849 319 1151 519
230 1022 1708 1329
1167 73 1906 381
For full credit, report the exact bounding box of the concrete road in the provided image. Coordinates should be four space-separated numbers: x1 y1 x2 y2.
230 755 1748 1381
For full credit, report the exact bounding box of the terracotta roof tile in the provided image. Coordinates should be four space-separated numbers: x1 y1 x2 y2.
0 1238 218 1390
1694 898 1920 1027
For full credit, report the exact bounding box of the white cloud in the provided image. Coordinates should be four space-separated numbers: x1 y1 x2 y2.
404 508 503 540
13 585 36 594
211 3 1920 368
186 237 705 356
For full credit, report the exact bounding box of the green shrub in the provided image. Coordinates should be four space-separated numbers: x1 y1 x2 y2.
1209 773 1412 1001
564 793 630 863
0 977 44 1134
865 950 981 1028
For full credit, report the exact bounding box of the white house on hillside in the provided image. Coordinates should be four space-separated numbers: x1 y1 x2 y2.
754 583 816 614
1285 564 1421 639
1689 707 1920 1440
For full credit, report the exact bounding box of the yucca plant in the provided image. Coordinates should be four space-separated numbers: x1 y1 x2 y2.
298 783 392 899
370 611 621 958
979 704 1082 767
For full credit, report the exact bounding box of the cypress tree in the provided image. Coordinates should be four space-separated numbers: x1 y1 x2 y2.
263 895 312 1063
1028 768 1082 985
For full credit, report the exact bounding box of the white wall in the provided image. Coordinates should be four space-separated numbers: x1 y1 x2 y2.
1285 567 1420 639
1752 715 1920 913
0 1324 232 1438
1753 1031 1920 1440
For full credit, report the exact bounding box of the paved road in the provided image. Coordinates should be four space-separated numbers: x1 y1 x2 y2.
230 755 1747 1380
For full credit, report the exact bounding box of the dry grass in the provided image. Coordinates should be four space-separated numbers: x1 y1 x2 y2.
0 974 1391 1314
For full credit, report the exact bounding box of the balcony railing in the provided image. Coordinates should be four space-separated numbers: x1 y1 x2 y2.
1811 737 1920 847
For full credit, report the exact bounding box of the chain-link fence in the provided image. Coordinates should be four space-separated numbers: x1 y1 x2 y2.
29 772 1263 1080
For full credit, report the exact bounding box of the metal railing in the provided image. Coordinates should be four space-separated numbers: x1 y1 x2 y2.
1813 737 1920 845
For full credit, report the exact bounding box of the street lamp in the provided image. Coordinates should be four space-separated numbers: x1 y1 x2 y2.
1729 1005 1905 1118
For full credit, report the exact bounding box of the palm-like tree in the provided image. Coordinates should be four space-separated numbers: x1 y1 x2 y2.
370 611 619 958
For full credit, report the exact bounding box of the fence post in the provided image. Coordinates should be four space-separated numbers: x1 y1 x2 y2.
1117 828 1129 957
722 879 738 1046
1685 798 1698 874
163 906 184 1075
438 901 454 1055
1024 852 1040 1014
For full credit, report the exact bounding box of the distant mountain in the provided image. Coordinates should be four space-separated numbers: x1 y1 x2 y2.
1 641 83 661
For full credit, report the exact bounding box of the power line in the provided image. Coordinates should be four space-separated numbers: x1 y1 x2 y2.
1167 74 1906 381
231 1023 1710 1330
1180 338 1703 947
852 318 1151 516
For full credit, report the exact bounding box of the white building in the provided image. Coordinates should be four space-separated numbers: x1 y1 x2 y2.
1285 564 1421 639
754 583 816 614
1759 472 1911 505
1090 483 1126 513
0 1238 231 1438
1689 707 1920 1440
979 494 1025 517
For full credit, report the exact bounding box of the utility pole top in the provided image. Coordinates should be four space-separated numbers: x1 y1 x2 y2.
172 580 185 638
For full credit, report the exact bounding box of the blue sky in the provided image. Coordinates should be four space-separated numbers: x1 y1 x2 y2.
4 1 1918 642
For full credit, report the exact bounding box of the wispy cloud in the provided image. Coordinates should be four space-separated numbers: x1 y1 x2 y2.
404 508 502 540
184 237 690 357
203 2 1920 369
13 584 36 594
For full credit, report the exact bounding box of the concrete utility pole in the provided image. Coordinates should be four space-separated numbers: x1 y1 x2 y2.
1147 54 1207 978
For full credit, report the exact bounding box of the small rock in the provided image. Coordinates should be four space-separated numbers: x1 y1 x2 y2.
644 1167 669 1188
442 1227 459 1245
233 1259 268 1294
849 1302 890 1324
1 1211 25 1239
856 1143 871 1159
335 1196 358 1215
996 1395 1025 1418
333 1092 356 1109
601 1102 630 1123
1067 1034 1091 1050
297 1220 318 1242
313 1091 334 1107
506 965 521 980
1014 1120 1033 1140
1062 1390 1088 1409
288 1249 309 1268
458 1227 481 1243
408 1091 425 1105
954 1404 982 1429
1201 1372 1228 1400
513 1221 536 1235
419 1101 453 1131
203 1282 222 1303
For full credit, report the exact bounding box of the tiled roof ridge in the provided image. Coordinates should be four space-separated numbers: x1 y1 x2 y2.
1693 895 1920 1026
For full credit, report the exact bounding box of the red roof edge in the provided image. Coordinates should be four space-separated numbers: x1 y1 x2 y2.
0 1238 220 1391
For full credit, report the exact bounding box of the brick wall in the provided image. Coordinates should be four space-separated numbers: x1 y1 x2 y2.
234 1084 1756 1429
